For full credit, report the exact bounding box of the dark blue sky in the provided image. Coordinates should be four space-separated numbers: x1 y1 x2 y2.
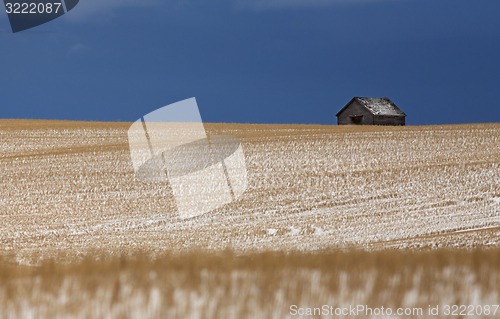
1 0 499 125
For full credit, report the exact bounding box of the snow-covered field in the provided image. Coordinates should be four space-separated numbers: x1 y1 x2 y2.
0 120 499 318
0 121 498 263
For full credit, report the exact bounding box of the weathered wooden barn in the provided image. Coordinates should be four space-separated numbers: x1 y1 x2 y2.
336 97 406 126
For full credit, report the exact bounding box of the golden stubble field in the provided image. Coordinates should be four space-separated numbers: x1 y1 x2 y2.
0 120 499 318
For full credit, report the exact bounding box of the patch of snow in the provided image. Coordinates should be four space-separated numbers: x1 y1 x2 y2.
403 288 420 306
288 227 301 236
451 225 500 234
267 228 277 236
313 227 325 236
357 97 405 116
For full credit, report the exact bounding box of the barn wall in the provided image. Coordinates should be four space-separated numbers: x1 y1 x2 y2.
337 101 374 125
373 116 406 126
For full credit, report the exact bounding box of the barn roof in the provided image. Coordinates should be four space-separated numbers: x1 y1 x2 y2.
336 97 406 117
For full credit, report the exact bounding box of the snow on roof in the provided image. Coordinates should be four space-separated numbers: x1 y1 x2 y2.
355 97 406 116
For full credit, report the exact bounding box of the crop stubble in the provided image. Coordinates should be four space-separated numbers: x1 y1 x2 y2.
0 121 498 263
0 120 499 318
